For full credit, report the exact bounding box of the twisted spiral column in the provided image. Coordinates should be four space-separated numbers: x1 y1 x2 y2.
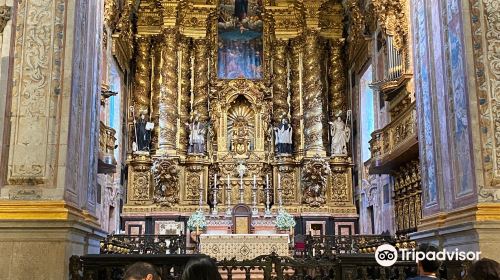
272 39 289 124
290 39 303 154
159 29 179 153
151 36 162 152
329 39 347 118
303 30 325 155
133 36 151 116
179 38 192 155
193 39 209 122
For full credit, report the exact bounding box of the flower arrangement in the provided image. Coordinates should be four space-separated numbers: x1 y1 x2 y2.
275 210 296 230
187 210 207 232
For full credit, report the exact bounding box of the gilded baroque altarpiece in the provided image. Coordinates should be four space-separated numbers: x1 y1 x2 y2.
116 0 357 219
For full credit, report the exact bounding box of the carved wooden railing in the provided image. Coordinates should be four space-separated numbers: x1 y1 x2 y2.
70 254 201 280
100 234 186 255
303 235 395 257
70 252 469 280
369 102 417 172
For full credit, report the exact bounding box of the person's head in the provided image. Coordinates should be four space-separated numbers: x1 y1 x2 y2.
181 257 222 280
123 262 160 280
469 258 500 280
415 244 441 275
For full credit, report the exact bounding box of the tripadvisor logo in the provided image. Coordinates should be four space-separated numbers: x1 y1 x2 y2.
375 244 398 267
374 243 482 267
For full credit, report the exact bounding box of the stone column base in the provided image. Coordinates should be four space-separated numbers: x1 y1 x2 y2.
409 220 500 260
0 220 106 279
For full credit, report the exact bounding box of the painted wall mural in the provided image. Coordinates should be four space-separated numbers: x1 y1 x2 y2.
217 0 263 79
414 0 438 206
445 0 474 195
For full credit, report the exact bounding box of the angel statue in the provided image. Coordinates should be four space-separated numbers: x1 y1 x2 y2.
329 116 351 155
187 114 207 155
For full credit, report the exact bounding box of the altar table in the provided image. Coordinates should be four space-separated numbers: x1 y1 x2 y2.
199 234 289 260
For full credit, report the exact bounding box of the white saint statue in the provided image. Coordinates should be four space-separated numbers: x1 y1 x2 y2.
329 117 350 155
274 118 293 155
188 115 207 154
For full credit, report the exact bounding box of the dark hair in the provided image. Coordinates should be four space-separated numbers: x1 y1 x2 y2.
417 243 441 273
123 262 160 280
470 258 500 280
181 257 222 280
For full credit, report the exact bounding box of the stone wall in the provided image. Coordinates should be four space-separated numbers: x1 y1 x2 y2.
0 0 107 278
410 0 500 258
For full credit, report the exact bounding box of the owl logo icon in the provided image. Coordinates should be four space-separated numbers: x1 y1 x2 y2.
375 244 398 267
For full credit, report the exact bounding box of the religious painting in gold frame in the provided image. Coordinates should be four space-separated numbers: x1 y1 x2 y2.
217 0 264 80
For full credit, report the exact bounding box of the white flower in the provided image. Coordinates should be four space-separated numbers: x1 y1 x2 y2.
187 210 207 231
275 210 296 230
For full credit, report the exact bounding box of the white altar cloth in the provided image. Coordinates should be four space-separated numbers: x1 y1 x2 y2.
199 234 289 260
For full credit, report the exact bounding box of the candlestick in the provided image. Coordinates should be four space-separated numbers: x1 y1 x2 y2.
225 175 232 217
239 174 244 203
278 174 283 211
252 175 258 216
265 174 271 217
212 174 218 216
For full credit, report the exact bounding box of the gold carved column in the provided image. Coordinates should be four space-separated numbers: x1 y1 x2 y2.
303 30 325 156
151 36 162 152
159 29 179 154
272 39 289 123
133 36 151 116
193 38 209 123
329 38 346 118
178 37 192 156
290 39 303 155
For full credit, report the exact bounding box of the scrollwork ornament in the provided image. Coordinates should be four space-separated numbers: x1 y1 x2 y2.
345 0 365 44
331 172 349 202
370 0 408 50
133 173 150 201
112 0 134 70
0 5 12 33
302 156 331 207
152 158 180 207
483 0 500 183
